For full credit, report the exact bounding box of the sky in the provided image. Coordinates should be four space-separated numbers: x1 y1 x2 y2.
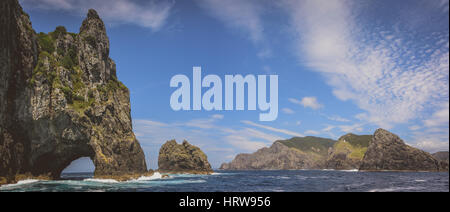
19 0 449 171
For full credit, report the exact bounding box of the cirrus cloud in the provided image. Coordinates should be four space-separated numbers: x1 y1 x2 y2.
20 0 174 30
280 0 449 130
289 97 323 110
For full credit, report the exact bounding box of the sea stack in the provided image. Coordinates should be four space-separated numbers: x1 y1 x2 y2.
158 140 213 174
0 0 148 185
359 129 448 172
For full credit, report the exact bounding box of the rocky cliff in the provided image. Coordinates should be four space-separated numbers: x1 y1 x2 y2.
158 140 213 174
220 142 323 170
221 130 448 172
359 129 447 172
325 134 371 170
220 137 336 170
0 0 148 185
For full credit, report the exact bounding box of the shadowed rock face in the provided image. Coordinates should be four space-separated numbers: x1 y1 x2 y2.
360 129 447 172
0 0 147 184
220 142 325 170
158 140 213 174
221 130 448 172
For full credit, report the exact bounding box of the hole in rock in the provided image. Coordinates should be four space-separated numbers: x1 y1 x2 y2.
61 157 95 180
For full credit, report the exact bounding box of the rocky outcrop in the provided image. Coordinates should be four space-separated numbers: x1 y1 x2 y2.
220 140 330 170
325 134 371 170
221 130 448 172
0 0 148 185
359 129 447 172
158 140 213 174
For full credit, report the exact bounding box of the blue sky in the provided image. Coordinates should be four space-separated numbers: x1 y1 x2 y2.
20 0 449 171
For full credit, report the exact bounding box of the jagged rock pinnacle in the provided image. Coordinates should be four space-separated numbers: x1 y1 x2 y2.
87 9 100 19
80 8 106 35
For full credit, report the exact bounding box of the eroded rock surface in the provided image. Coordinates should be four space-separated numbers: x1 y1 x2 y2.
220 141 326 170
359 129 447 172
158 140 213 174
221 130 448 172
0 0 147 185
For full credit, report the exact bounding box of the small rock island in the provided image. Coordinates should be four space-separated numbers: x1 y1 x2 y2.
158 140 213 175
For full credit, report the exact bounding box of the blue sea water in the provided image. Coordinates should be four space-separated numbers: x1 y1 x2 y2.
0 170 448 192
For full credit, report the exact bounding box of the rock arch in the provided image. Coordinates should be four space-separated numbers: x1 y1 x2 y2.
0 0 148 184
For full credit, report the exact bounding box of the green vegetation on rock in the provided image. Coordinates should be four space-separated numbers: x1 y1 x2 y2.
278 136 336 157
333 140 368 160
30 51 58 86
338 133 371 148
37 32 55 53
32 25 130 115
49 26 67 40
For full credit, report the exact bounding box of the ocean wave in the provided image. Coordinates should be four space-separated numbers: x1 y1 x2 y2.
319 169 359 172
368 186 423 192
340 169 359 172
83 178 119 183
82 172 166 184
0 179 40 189
131 172 166 181
211 173 224 175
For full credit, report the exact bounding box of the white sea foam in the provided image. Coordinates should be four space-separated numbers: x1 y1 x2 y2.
340 169 359 172
368 186 422 192
83 178 119 183
0 179 40 189
133 172 165 181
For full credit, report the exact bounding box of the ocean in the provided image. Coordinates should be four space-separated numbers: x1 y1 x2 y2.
0 170 448 192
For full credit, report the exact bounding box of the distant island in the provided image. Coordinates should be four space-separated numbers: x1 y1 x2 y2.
221 129 449 172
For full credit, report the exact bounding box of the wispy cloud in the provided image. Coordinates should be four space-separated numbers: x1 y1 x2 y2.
412 132 449 153
408 125 422 131
289 97 323 110
241 120 304 137
338 124 364 133
281 0 449 130
134 117 287 167
281 108 295 114
424 103 449 127
21 0 174 30
304 130 320 135
196 0 264 43
221 127 282 152
322 125 335 132
321 114 351 122
196 0 273 59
